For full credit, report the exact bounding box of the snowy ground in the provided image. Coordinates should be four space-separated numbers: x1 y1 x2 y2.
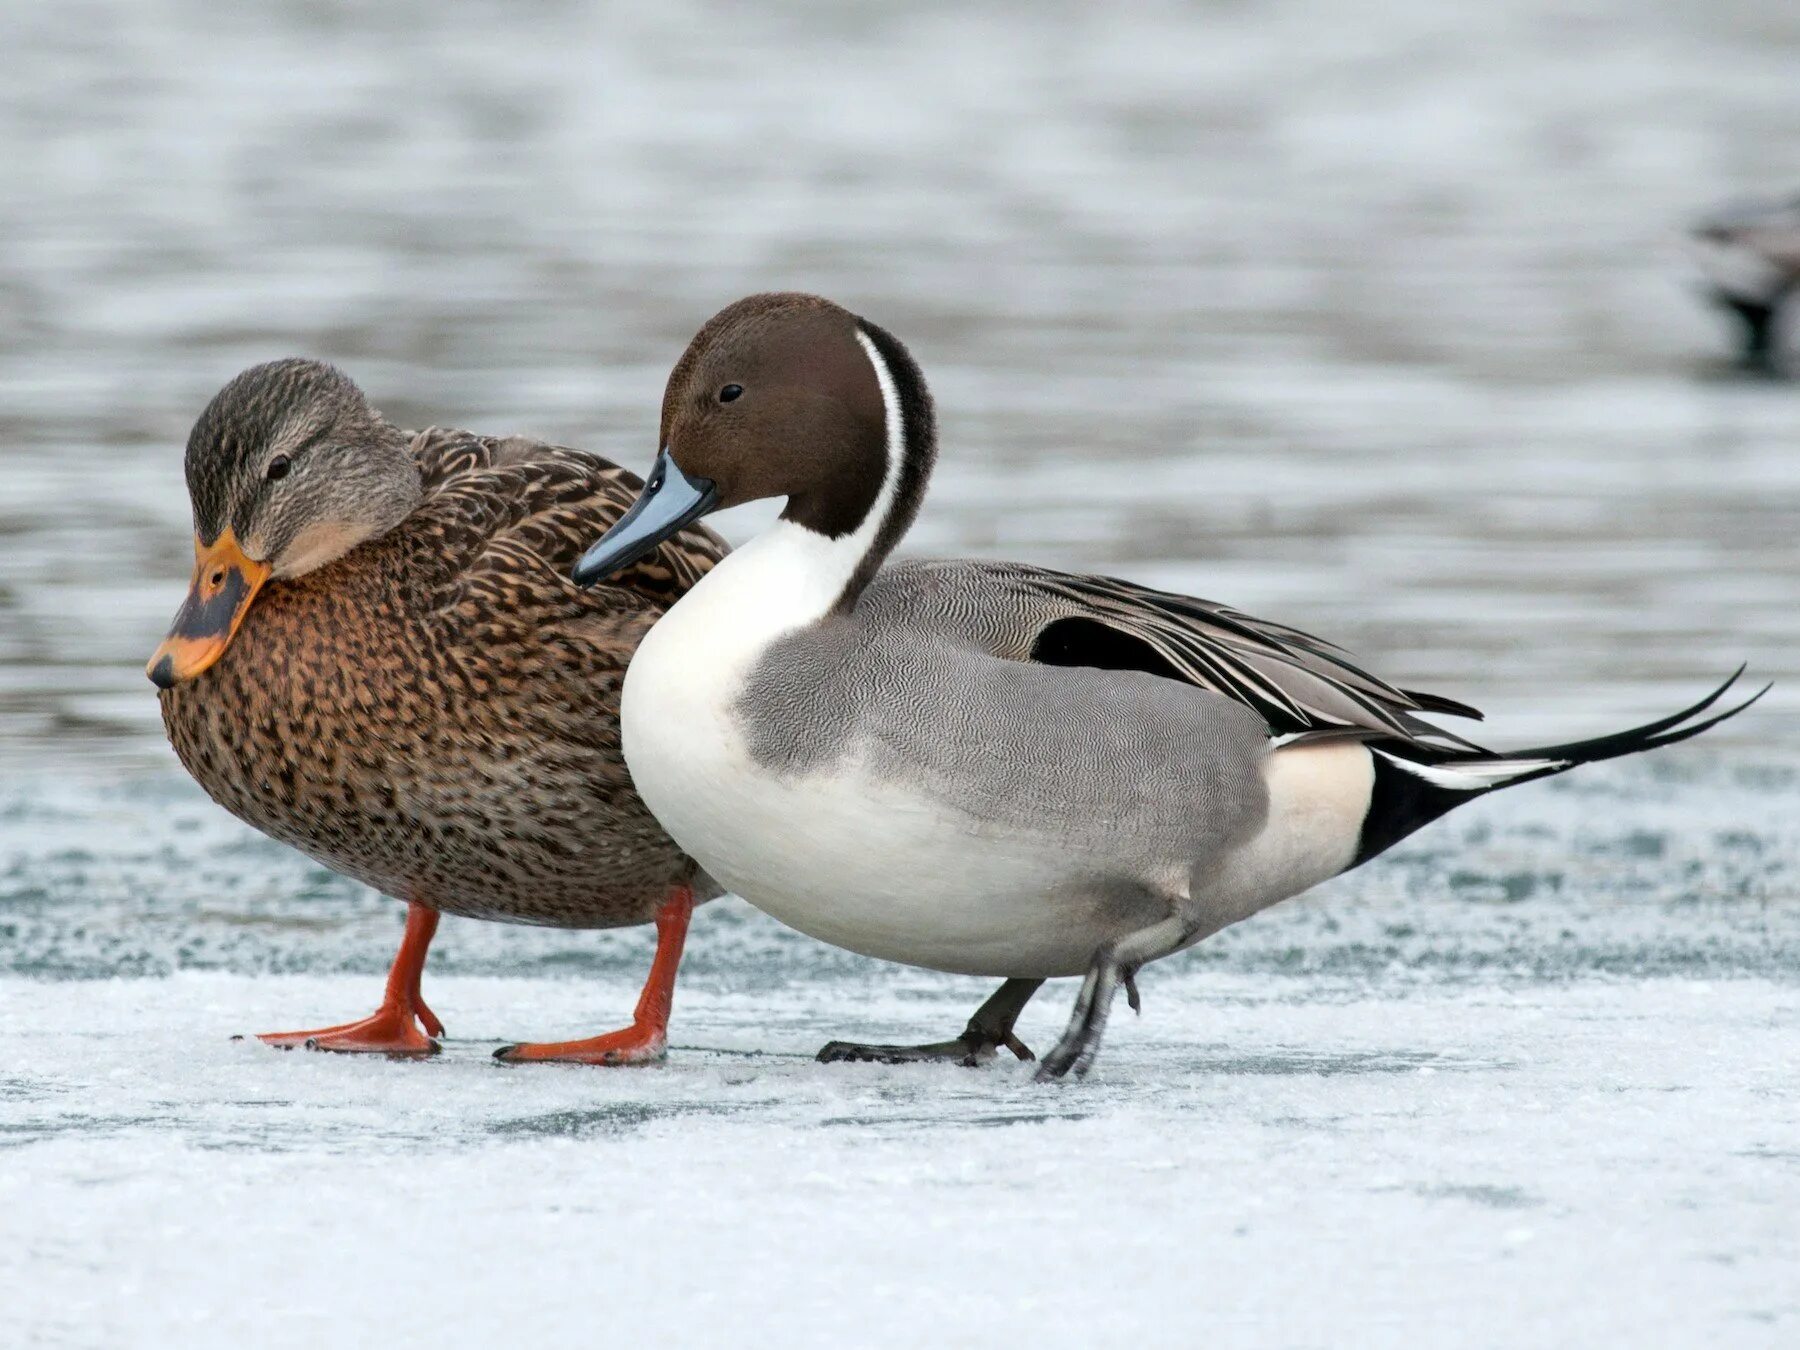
3 762 1797 1348
4 972 1796 1349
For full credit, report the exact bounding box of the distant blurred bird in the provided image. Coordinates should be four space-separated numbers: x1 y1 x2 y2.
1690 194 1800 373
147 359 727 1063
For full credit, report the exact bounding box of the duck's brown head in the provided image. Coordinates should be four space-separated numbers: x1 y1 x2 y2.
573 293 936 598
146 359 421 689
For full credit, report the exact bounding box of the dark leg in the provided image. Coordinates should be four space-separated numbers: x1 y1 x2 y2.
1037 912 1197 1081
817 978 1045 1067
1035 952 1121 1081
1718 290 1789 374
255 901 443 1055
1736 298 1777 370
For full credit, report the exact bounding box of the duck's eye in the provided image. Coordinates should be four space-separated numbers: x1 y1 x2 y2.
266 455 292 482
718 384 743 404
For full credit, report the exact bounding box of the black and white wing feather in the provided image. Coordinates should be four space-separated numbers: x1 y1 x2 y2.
874 558 1487 752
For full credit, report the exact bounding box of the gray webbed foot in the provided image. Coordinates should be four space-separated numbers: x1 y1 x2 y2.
816 977 1045 1069
816 1032 1030 1068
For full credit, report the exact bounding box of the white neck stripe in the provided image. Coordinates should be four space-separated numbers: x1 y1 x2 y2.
849 326 907 575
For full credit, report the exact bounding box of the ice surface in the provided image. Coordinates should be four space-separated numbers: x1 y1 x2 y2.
3 972 1796 1348
3 760 1797 1348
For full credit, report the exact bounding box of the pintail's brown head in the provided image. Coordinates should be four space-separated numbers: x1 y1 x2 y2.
146 358 421 689
574 293 936 598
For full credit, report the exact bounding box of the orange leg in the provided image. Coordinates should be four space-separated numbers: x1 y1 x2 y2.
494 885 695 1066
256 902 443 1055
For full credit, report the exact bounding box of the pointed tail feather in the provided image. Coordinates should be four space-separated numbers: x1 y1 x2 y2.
1481 666 1766 785
1351 669 1767 867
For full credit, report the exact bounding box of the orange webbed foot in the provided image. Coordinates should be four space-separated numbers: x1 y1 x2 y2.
246 901 444 1056
493 885 694 1067
255 1001 441 1056
493 1021 667 1066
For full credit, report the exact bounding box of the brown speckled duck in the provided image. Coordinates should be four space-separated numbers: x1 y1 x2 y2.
147 358 726 1062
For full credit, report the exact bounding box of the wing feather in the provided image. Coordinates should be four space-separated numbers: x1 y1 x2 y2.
876 558 1484 752
403 427 727 614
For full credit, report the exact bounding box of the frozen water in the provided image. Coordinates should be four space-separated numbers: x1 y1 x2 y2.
3 760 1797 1347
2 0 1799 1345
3 971 1797 1349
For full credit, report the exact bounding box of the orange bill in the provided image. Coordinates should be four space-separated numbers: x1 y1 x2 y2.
145 528 271 688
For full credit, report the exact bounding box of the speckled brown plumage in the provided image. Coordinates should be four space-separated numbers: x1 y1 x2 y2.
160 415 727 931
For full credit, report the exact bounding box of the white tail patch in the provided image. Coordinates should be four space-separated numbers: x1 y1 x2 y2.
1219 740 1378 907
1376 751 1568 791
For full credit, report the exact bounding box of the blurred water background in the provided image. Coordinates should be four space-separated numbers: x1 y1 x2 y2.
1 0 1797 777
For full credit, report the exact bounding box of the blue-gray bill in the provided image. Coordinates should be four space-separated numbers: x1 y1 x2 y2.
572 449 718 587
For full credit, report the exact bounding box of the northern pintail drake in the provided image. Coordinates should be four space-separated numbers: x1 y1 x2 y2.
1690 193 1800 372
150 359 727 1063
574 293 1763 1079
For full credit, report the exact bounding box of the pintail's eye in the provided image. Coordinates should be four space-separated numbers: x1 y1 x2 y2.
265 455 292 482
718 384 743 404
